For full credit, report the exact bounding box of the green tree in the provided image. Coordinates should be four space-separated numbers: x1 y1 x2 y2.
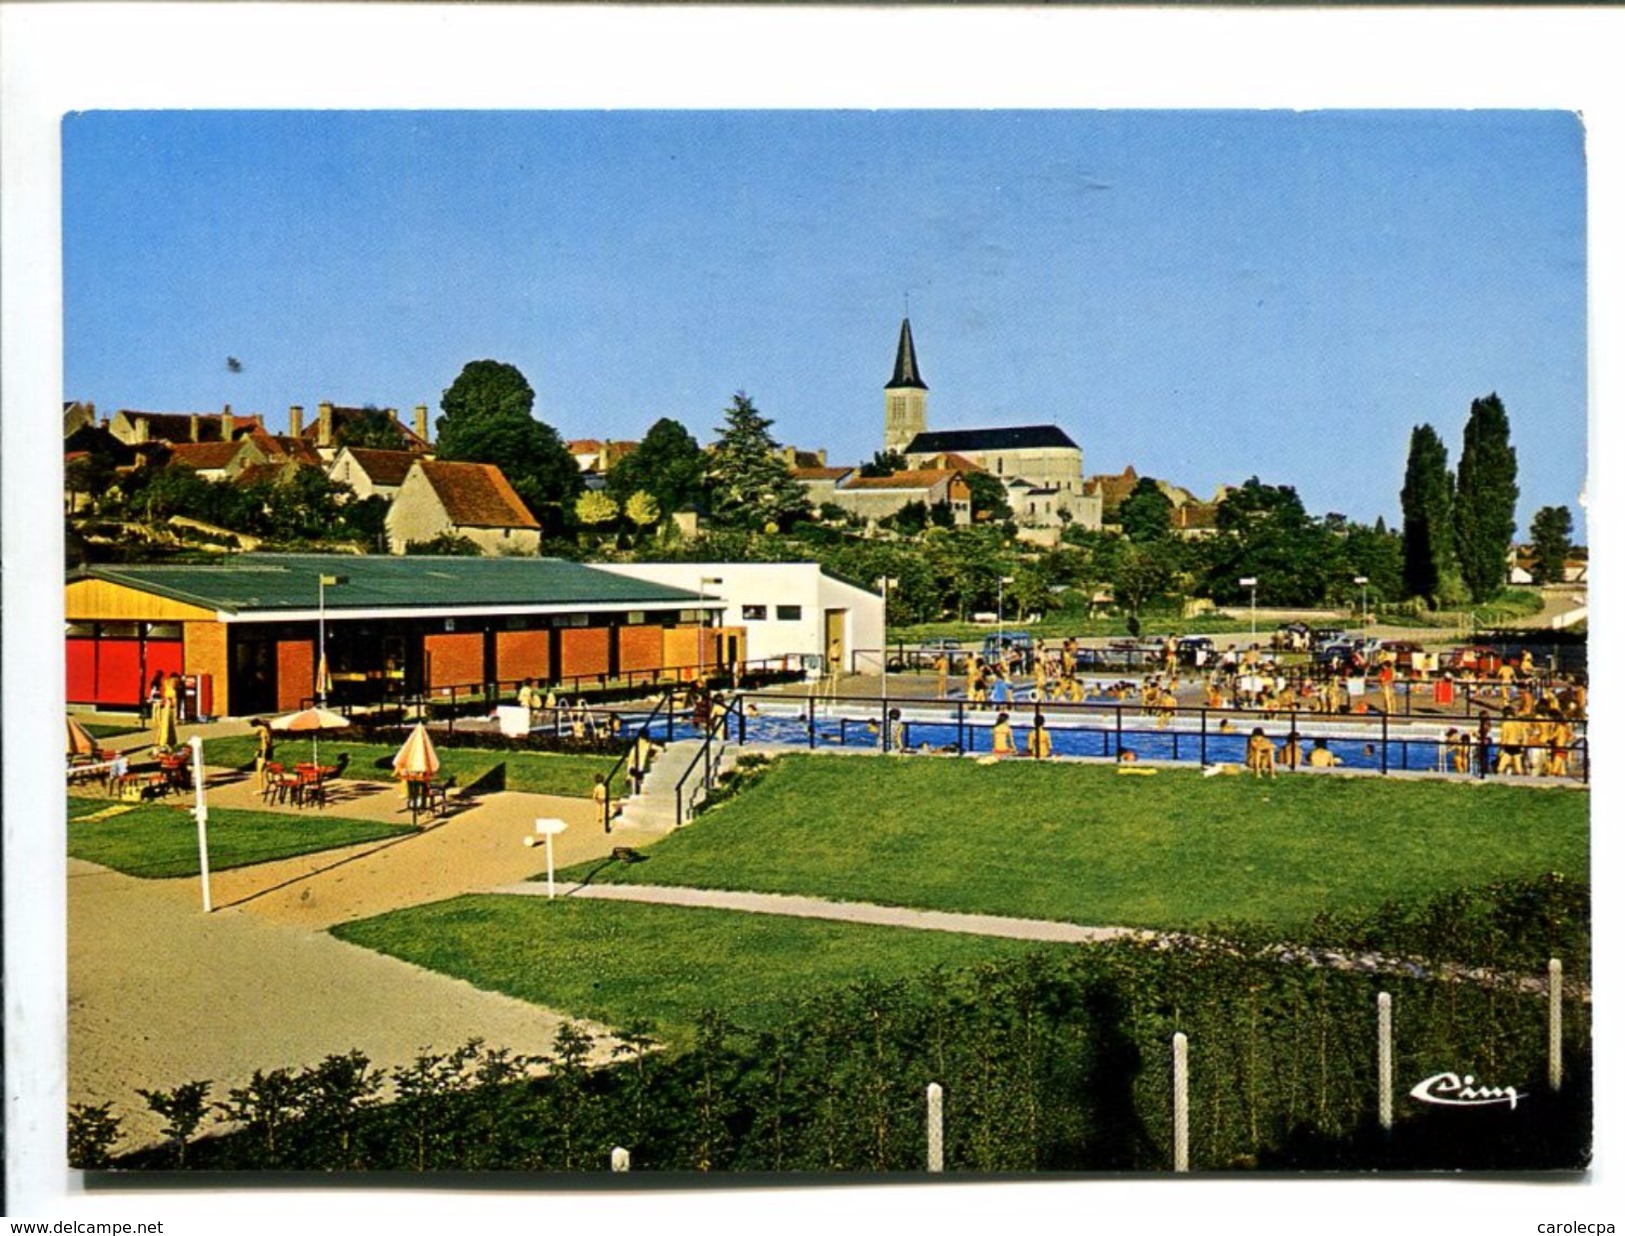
1529 505 1573 585
436 360 582 534
335 406 413 450
1117 476 1174 543
1204 477 1336 606
1452 393 1520 603
964 472 1013 523
860 449 905 478
706 392 809 529
575 490 619 529
1339 520 1404 612
624 489 661 533
1399 424 1457 605
606 418 708 515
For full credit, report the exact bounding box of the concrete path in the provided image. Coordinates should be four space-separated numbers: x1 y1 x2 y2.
69 857 623 1151
488 881 1581 1002
500 880 1154 945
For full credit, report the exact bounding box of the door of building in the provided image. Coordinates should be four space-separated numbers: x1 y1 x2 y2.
823 609 846 675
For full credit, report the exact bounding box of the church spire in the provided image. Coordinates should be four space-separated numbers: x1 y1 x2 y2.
887 317 928 391
883 316 929 455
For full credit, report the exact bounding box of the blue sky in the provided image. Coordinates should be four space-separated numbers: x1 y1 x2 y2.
63 110 1587 536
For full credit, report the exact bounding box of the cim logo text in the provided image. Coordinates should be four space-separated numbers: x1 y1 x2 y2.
1408 1071 1525 1111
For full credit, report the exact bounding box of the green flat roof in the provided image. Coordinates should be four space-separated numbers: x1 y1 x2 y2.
77 554 711 615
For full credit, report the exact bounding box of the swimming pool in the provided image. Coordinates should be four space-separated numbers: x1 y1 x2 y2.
727 706 1462 774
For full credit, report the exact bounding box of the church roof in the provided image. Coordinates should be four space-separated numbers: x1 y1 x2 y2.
886 317 928 391
904 425 1078 454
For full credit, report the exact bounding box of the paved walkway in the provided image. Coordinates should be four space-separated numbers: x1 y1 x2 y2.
489 881 1580 1001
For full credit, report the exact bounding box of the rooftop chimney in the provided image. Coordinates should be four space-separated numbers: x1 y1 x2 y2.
317 402 334 448
414 404 429 446
190 414 201 442
289 405 304 438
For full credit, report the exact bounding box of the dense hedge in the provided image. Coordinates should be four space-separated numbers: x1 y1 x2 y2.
81 923 1589 1174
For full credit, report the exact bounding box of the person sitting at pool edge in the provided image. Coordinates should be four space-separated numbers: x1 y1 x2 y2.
1245 727 1277 779
1027 714 1052 760
1306 737 1340 768
991 711 1016 757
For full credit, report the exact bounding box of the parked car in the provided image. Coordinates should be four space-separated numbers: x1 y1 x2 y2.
1275 622 1312 652
1177 636 1215 666
1378 640 1425 672
1444 645 1504 676
1310 627 1350 651
982 631 1035 667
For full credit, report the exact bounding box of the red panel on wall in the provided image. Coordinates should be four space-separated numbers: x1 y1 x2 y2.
66 639 97 703
559 627 611 680
95 641 145 707
618 625 664 674
423 632 485 690
495 630 550 683
277 640 315 711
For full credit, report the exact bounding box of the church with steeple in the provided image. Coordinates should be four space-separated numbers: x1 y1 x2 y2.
883 317 1103 532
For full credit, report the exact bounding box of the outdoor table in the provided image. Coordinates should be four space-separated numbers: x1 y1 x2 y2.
157 753 191 793
294 764 338 808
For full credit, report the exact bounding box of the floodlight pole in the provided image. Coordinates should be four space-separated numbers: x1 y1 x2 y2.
1240 577 1258 643
317 573 348 708
1355 576 1369 628
998 575 1015 642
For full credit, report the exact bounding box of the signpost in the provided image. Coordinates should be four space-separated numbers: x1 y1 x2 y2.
533 817 568 899
189 735 212 913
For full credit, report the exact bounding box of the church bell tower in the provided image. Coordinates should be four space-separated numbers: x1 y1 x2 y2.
883 317 929 456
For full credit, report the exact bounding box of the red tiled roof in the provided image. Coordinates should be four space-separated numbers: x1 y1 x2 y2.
791 466 852 481
340 447 418 487
167 441 241 471
568 439 604 454
234 462 294 488
416 460 539 530
838 469 961 491
244 429 324 468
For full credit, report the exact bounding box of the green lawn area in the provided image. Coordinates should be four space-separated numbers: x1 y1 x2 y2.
67 796 416 878
200 733 620 798
564 756 1588 933
332 895 1058 1046
80 721 141 740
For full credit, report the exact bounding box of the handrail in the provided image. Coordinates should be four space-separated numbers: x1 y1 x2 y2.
599 685 678 833
673 693 747 827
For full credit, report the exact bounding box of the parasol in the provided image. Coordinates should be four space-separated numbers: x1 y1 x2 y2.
391 722 441 824
67 714 98 758
269 705 351 763
151 699 179 751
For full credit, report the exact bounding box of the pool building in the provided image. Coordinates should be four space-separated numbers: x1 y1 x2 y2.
65 554 736 717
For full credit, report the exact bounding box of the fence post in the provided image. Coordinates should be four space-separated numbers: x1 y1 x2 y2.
956 700 965 755
926 1082 944 1173
1200 706 1208 766
1115 703 1124 759
1377 991 1393 1131
1172 1031 1189 1173
1380 709 1389 775
611 1145 630 1172
1548 959 1564 1092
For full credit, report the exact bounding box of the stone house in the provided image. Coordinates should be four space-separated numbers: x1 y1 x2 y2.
386 459 541 555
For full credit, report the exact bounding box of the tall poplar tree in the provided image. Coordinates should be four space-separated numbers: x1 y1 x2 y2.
1529 505 1573 585
1399 424 1456 605
1453 393 1520 603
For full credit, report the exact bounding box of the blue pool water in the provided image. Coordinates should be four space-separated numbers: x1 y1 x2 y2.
727 710 1453 773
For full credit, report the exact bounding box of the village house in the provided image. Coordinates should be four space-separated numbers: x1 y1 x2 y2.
107 406 264 447
385 458 541 555
288 402 434 461
327 445 423 502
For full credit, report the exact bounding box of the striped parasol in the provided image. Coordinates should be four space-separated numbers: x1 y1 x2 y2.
392 723 441 824
269 705 351 762
67 714 98 758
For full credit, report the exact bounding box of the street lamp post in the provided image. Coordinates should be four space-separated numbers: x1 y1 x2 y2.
877 576 898 745
1354 576 1369 628
698 575 724 685
317 573 348 708
998 575 1015 642
1240 577 1258 643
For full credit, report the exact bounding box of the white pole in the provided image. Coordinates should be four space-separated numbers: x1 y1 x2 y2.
318 576 326 707
926 1082 944 1173
1377 992 1393 1130
189 735 212 913
1549 959 1563 1092
545 827 556 899
1172 1032 1189 1172
611 1146 630 1172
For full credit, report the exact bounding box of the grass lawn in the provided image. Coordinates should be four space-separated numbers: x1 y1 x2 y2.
200 733 620 798
564 756 1588 933
79 721 141 740
67 796 416 878
332 894 1059 1046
